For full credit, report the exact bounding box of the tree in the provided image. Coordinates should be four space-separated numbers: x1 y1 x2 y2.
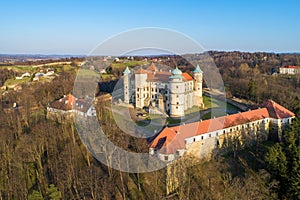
265 118 300 198
48 184 62 200
265 143 287 180
28 190 44 200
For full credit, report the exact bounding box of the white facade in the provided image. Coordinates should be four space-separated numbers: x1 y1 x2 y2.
123 65 203 117
280 66 300 75
154 115 294 162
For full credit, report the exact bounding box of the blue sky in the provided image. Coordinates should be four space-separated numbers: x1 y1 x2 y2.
0 0 299 54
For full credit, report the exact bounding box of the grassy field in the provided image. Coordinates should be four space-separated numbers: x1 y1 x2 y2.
76 69 100 79
4 77 31 87
2 65 35 72
101 73 116 80
110 60 148 69
203 95 239 111
201 110 229 120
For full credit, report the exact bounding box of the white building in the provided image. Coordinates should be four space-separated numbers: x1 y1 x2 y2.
149 100 295 162
123 63 203 117
279 66 300 75
47 94 96 118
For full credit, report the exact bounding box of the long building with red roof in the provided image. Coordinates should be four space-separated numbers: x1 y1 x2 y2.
279 65 300 75
123 63 204 117
47 94 97 118
149 100 295 162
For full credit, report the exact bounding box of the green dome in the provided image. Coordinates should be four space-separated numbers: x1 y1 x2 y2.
123 66 131 75
171 67 182 75
193 65 203 73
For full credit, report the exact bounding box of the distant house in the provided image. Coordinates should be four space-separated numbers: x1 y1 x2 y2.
47 94 96 118
45 71 55 76
99 68 107 74
279 66 300 75
15 72 31 80
35 72 44 77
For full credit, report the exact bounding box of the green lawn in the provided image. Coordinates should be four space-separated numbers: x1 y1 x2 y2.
203 95 239 111
110 61 148 69
201 110 228 120
3 65 35 73
76 69 100 79
4 77 31 86
101 73 116 80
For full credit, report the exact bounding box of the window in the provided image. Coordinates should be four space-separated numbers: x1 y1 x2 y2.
137 88 140 92
216 139 220 147
176 106 178 109
176 86 178 89
177 95 179 98
209 134 211 137
137 94 139 98
164 156 168 161
223 130 226 134
201 136 204 140
193 138 196 142
216 132 218 136
177 102 179 105
152 88 154 92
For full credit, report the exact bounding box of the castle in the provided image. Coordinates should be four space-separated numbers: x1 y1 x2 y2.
123 63 203 117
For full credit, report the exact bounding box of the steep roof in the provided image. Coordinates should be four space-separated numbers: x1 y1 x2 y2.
150 108 270 154
146 71 171 83
147 63 158 71
49 94 92 113
182 73 193 81
49 94 76 111
135 68 147 74
257 100 295 119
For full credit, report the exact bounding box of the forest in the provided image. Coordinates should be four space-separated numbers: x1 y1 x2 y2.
0 52 299 199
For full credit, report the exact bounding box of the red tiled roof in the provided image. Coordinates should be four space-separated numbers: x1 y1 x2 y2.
150 108 270 154
280 66 300 69
49 94 91 113
135 68 147 74
257 100 295 119
50 94 76 110
182 73 193 81
146 71 171 83
147 63 158 71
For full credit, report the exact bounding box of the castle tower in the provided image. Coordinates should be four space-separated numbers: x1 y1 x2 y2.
169 67 185 117
135 68 148 108
123 66 131 104
193 65 203 106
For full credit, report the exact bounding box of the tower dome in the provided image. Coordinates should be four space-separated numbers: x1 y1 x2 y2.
123 66 131 75
171 67 182 75
193 65 203 74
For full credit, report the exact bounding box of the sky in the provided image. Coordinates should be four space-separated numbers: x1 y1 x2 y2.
0 0 300 54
